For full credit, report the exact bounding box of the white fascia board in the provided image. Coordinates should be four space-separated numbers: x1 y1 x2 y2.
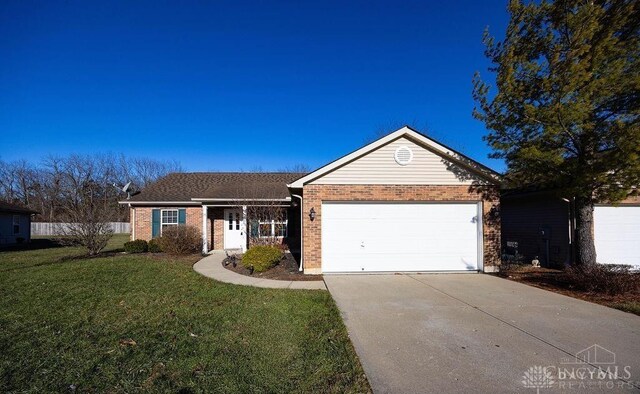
203 204 291 207
191 198 291 201
410 133 502 183
289 127 410 188
288 126 501 187
119 201 201 205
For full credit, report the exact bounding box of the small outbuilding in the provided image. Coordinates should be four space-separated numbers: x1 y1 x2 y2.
0 201 37 246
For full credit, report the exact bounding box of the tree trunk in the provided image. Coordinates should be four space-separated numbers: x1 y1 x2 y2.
574 197 597 266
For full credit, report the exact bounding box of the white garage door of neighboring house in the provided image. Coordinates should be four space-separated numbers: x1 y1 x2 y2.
321 202 481 273
594 206 640 267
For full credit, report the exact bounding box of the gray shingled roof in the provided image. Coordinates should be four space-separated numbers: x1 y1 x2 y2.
0 201 38 214
128 172 306 202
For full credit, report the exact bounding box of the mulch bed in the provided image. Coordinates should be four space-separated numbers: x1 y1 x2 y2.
497 265 640 311
222 252 323 281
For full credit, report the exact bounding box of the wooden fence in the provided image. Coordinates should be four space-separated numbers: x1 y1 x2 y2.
31 222 131 236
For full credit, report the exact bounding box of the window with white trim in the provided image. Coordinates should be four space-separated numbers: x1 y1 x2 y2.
161 209 178 233
13 215 20 234
250 211 287 238
228 211 240 230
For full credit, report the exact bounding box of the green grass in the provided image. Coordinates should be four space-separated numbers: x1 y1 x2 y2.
610 301 640 315
0 236 369 393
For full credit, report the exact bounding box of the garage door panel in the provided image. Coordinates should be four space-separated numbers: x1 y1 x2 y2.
322 202 480 273
323 252 478 272
594 206 640 267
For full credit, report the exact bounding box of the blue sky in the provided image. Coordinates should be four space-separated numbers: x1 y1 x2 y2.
0 1 509 172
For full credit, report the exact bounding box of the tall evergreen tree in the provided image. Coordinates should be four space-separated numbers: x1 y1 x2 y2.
474 0 640 266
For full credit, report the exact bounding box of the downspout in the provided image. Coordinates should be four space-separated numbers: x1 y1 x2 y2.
130 203 135 240
568 197 576 266
291 193 304 272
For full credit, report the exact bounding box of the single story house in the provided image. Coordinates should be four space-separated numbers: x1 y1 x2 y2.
123 126 502 274
501 190 640 268
124 171 304 255
0 201 37 246
121 127 500 274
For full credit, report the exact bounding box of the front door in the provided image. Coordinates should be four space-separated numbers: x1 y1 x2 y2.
224 209 244 250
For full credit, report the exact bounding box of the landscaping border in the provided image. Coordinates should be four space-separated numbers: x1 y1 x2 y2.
193 252 327 290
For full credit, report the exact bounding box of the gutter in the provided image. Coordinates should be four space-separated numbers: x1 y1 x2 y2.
291 193 304 272
191 198 292 202
118 201 201 206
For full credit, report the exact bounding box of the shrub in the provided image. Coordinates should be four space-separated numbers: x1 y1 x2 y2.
241 245 283 272
157 225 201 255
148 238 162 253
124 239 148 253
500 252 526 272
15 237 25 244
565 264 639 295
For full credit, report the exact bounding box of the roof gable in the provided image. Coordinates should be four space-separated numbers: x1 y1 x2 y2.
307 136 486 185
289 126 501 187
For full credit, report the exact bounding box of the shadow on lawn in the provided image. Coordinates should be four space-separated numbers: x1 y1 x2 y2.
0 238 66 252
57 250 126 261
0 241 126 272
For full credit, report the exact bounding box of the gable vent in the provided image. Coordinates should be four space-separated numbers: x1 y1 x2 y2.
394 146 413 166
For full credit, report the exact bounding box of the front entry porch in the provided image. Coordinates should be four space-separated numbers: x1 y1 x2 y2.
199 203 300 256
200 205 248 254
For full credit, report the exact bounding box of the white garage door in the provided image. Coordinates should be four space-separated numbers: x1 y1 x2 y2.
321 202 481 273
594 206 640 267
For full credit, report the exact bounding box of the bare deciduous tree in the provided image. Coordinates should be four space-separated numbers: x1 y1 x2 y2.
0 153 181 255
277 164 311 173
245 202 289 247
54 155 117 254
0 154 181 223
227 182 291 249
0 159 38 206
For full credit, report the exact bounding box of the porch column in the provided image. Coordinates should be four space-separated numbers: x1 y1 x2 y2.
202 205 208 254
242 205 247 252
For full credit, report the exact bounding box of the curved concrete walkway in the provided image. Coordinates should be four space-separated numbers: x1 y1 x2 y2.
193 251 326 290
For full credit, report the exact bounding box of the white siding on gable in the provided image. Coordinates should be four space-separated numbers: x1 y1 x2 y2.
309 137 487 185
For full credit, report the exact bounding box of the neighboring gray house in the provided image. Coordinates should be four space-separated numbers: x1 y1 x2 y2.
501 190 572 268
501 190 640 268
0 202 37 246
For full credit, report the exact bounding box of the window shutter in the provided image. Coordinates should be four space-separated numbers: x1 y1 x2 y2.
250 219 259 237
152 209 160 238
178 208 186 225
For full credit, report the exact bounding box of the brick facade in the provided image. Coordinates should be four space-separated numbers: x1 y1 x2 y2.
131 206 294 252
210 208 225 250
301 184 501 274
132 206 213 249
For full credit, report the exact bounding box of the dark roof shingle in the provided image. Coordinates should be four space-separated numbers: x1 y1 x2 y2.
0 201 38 214
128 172 305 202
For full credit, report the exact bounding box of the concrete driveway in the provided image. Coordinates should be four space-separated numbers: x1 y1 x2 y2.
325 274 640 393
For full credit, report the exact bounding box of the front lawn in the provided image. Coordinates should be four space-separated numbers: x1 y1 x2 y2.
0 236 369 393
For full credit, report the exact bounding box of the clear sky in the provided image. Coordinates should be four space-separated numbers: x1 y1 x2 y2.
0 1 509 172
